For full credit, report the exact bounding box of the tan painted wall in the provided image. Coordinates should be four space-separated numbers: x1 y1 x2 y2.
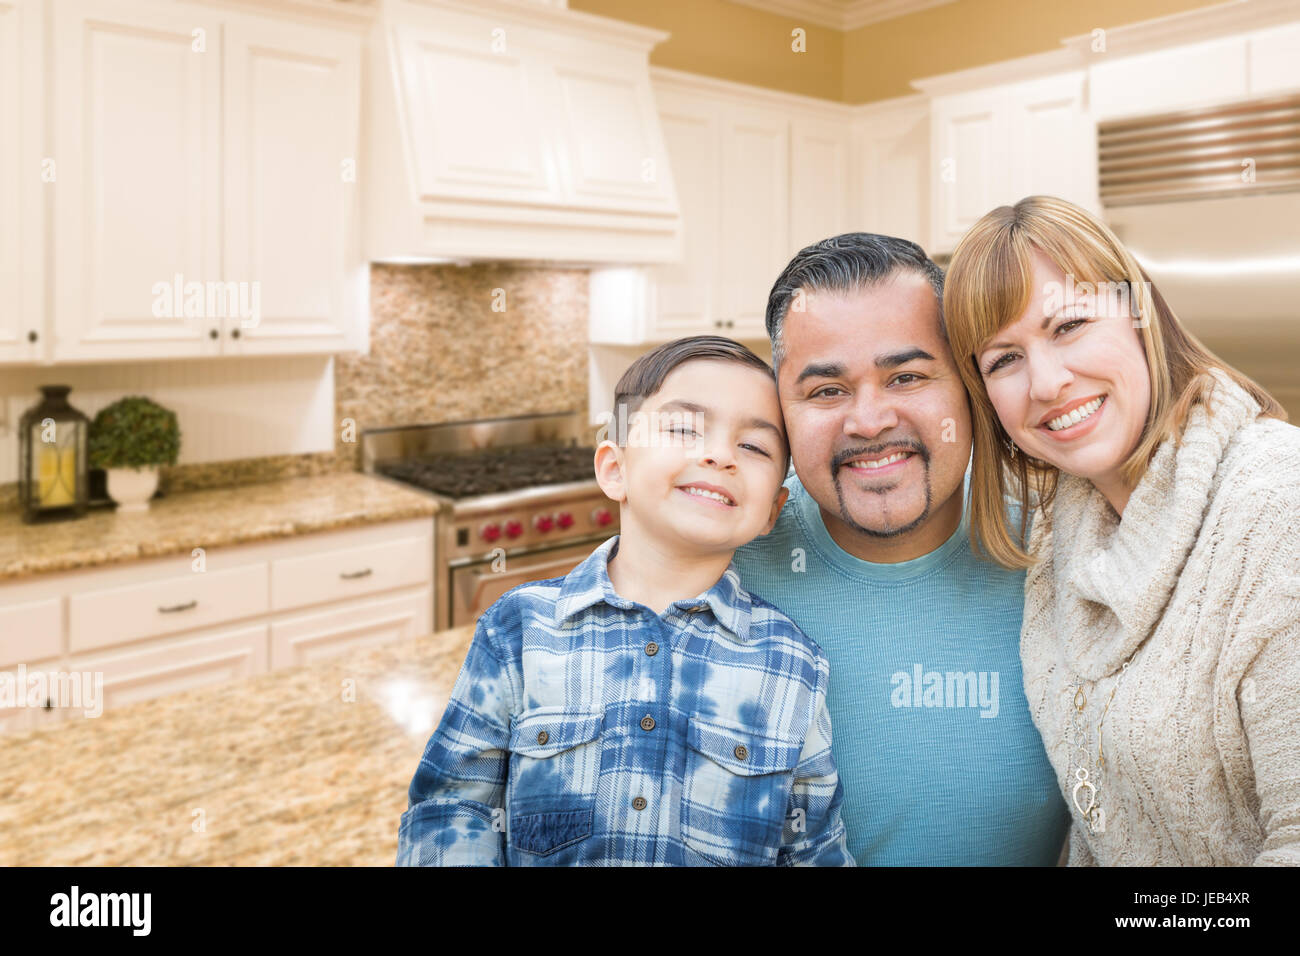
569 0 843 100
572 0 1225 104
842 0 1224 102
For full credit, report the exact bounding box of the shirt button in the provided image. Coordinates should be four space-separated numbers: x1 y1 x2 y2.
733 744 748 761
639 715 655 732
537 730 549 745
645 641 659 656
632 796 647 811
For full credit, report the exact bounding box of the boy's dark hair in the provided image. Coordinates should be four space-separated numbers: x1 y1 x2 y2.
765 232 946 374
611 335 790 476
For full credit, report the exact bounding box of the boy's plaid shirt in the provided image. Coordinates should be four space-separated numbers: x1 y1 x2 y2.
396 534 854 866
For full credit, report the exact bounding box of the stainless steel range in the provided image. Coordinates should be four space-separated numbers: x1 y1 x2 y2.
362 411 619 631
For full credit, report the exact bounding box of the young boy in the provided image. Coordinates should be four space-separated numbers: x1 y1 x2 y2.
395 336 853 866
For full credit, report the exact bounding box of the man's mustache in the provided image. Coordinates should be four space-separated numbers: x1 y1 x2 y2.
831 439 929 473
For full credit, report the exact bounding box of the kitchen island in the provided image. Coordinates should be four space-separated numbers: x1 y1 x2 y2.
0 624 474 865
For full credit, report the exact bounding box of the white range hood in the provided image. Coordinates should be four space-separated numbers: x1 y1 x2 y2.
366 0 683 265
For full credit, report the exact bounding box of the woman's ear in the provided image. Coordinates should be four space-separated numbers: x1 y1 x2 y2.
593 440 628 503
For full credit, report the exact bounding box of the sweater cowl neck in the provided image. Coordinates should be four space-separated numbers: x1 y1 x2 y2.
1049 368 1263 679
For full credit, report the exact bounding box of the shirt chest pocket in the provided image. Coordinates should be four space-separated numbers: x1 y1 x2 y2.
680 715 804 866
507 709 604 857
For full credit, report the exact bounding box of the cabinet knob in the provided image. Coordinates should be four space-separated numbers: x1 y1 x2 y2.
726 320 734 328
209 329 219 339
231 328 241 339
27 330 38 343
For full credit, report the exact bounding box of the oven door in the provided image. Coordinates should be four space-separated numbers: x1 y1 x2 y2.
449 541 600 630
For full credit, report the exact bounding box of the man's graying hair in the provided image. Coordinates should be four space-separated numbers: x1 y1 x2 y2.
765 233 946 373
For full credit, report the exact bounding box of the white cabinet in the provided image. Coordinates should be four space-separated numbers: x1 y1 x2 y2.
1008 72 1097 214
1090 36 1249 121
720 104 791 339
0 656 64 735
369 0 680 264
223 17 361 355
1248 22 1300 95
639 88 723 340
65 622 269 716
0 0 43 363
591 72 857 346
391 20 563 208
930 88 1012 255
929 71 1093 254
855 97 930 249
51 0 224 362
39 0 364 364
270 589 429 669
0 518 434 733
790 115 853 253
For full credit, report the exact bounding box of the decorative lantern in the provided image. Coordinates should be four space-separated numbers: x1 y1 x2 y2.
18 385 90 522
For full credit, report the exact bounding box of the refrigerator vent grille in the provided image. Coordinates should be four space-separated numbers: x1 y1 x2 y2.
1099 92 1300 206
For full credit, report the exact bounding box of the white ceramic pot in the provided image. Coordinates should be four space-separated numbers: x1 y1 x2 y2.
106 466 160 513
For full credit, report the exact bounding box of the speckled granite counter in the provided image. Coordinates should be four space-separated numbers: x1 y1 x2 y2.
0 472 439 582
0 624 473 866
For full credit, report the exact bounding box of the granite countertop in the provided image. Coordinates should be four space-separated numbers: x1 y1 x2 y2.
0 624 474 865
0 472 440 582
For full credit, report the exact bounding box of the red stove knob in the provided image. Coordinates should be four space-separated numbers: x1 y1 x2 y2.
556 511 574 529
591 507 613 527
533 514 554 533
480 522 502 542
504 520 524 539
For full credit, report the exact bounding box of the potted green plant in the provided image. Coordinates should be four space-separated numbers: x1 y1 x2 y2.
87 396 181 512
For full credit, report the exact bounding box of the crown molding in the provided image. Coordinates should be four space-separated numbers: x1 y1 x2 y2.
910 46 1085 96
725 0 957 32
1061 0 1300 57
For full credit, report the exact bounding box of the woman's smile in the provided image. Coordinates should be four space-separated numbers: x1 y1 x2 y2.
1037 394 1107 442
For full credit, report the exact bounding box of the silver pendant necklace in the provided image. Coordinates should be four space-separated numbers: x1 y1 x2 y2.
1068 658 1132 834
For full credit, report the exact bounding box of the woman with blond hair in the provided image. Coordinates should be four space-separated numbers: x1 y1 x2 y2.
942 195 1300 865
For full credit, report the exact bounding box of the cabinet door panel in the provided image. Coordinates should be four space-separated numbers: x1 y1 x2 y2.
269 588 429 669
1249 23 1300 96
931 90 1009 254
64 622 267 718
553 66 677 213
0 0 42 363
647 91 720 339
790 116 851 252
52 0 222 360
393 26 560 202
1009 72 1095 214
721 105 789 338
224 19 359 354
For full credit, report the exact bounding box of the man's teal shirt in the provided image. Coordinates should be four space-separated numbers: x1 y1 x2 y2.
732 466 1069 865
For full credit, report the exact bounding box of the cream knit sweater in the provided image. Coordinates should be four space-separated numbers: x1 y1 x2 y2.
1021 368 1300 866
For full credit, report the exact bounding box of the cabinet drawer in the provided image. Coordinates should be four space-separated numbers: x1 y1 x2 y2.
64 622 268 719
270 534 430 611
0 597 63 668
68 563 269 653
270 587 430 669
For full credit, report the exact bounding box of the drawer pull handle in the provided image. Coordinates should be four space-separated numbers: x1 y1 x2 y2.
158 599 198 614
340 568 373 580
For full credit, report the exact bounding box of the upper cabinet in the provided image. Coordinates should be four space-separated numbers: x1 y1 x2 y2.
367 0 681 264
719 104 791 340
222 17 361 356
926 70 1094 255
590 70 852 345
7 0 367 366
1249 22 1300 96
52 0 225 362
0 0 43 364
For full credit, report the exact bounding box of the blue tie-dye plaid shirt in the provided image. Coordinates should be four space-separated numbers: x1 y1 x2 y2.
396 534 854 867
